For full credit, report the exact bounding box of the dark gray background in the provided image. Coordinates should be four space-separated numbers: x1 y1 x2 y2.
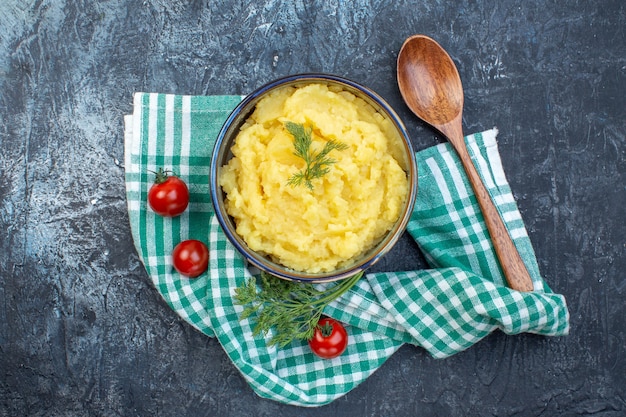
1 1 624 416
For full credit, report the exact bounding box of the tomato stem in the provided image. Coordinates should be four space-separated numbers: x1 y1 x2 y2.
150 167 176 184
319 321 334 338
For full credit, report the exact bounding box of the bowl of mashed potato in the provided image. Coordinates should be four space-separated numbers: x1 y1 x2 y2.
210 74 417 282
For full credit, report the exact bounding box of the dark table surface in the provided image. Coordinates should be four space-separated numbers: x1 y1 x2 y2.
1 1 624 416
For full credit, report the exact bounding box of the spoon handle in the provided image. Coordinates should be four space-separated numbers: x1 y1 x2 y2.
454 141 535 292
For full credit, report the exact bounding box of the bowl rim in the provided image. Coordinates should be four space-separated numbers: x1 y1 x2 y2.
210 73 417 282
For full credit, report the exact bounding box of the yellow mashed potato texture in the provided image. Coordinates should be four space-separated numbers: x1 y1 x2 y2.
219 83 409 273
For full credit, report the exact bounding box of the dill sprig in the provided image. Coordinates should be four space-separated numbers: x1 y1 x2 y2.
285 121 348 190
234 271 362 347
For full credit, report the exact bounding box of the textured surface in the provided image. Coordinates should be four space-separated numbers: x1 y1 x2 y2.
0 1 624 416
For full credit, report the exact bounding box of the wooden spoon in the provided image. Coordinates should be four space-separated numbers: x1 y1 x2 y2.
397 34 534 292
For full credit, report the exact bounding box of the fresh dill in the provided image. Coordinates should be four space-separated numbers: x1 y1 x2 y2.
285 121 348 190
233 271 362 347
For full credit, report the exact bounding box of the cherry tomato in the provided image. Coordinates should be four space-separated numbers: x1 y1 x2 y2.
148 168 189 217
172 240 209 278
308 317 348 359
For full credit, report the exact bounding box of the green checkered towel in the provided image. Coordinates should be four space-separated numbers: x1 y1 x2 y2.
124 93 569 407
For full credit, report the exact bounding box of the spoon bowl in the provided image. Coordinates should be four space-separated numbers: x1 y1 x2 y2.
397 35 534 292
398 36 463 127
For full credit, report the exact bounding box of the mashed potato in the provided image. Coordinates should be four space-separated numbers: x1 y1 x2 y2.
219 83 409 273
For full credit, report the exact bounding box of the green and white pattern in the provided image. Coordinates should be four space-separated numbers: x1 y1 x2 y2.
124 92 569 406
